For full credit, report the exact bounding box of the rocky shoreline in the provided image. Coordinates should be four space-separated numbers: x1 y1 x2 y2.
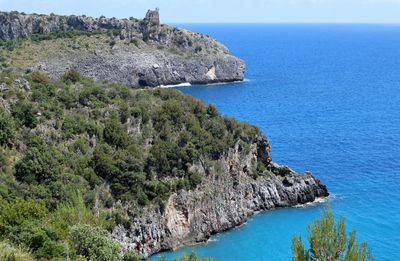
110 136 328 258
0 9 245 88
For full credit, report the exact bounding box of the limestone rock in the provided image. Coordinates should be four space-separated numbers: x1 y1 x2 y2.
111 136 329 258
0 83 8 91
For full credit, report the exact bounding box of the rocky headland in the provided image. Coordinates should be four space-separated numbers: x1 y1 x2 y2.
0 9 244 88
111 135 328 258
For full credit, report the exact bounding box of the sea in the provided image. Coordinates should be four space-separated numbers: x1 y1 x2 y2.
149 24 400 261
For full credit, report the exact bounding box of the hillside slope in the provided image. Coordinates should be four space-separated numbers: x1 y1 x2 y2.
0 71 328 259
0 10 244 88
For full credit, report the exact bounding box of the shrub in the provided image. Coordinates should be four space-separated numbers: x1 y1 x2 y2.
15 146 62 184
69 224 121 261
91 145 119 180
103 117 129 149
123 251 140 261
62 69 81 84
194 46 202 53
62 114 87 138
0 111 16 146
0 198 47 227
30 72 50 85
11 101 38 129
6 222 64 259
130 39 139 47
188 172 202 188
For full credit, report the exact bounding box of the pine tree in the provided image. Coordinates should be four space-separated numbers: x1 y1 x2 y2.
292 207 373 261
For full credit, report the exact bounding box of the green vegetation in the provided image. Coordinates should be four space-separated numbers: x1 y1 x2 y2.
292 207 373 261
157 250 215 261
30 29 104 42
0 241 34 261
0 110 15 146
70 224 122 261
173 251 215 261
0 70 263 259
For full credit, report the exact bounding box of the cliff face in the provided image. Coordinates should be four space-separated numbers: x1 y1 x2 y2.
0 10 245 87
111 136 328 258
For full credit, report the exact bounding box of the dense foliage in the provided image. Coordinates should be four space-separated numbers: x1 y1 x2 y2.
0 71 262 259
292 207 373 261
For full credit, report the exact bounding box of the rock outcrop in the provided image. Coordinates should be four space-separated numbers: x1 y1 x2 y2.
0 10 245 88
111 136 328 258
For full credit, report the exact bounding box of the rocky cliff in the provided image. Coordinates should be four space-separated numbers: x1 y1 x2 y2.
0 10 244 87
111 136 328 258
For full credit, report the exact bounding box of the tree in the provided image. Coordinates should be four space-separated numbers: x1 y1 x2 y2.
292 207 373 261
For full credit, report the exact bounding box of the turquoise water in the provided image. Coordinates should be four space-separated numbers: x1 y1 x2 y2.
150 24 400 260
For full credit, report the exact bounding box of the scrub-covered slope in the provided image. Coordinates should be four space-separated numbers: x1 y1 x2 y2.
0 71 327 259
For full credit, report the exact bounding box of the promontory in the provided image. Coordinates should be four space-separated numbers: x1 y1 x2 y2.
0 9 244 88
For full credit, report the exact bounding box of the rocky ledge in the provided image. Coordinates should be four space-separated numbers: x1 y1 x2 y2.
0 9 244 88
111 136 328 258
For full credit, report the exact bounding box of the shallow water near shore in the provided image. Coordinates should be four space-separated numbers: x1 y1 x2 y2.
150 24 400 261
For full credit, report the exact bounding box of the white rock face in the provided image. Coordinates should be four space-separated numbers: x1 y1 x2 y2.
206 65 217 81
110 137 328 258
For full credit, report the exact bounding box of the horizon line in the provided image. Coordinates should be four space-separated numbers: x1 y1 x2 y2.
168 22 400 25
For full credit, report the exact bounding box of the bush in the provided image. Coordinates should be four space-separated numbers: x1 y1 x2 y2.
62 114 87 138
123 251 140 261
0 198 47 227
188 172 202 188
130 39 140 47
69 224 121 261
6 222 64 259
30 72 50 85
15 146 62 184
62 69 81 84
11 101 38 129
0 111 16 146
103 117 129 149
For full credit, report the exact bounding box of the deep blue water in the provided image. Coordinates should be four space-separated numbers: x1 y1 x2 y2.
150 24 400 261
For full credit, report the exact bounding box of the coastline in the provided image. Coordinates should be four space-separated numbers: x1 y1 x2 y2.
149 195 329 259
111 159 329 258
155 78 250 89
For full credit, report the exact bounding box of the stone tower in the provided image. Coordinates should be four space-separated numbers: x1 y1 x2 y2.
141 8 160 42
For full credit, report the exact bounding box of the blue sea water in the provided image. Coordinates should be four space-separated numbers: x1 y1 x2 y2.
150 24 400 261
